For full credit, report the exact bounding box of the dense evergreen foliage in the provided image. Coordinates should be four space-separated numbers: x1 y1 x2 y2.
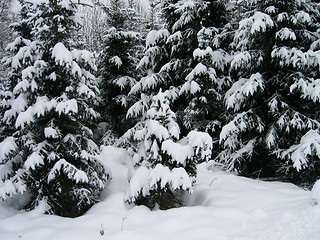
217 0 320 185
0 0 108 217
0 0 319 215
125 90 212 209
126 0 230 147
98 0 143 140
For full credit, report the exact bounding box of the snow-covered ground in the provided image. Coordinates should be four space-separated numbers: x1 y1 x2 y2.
0 146 319 240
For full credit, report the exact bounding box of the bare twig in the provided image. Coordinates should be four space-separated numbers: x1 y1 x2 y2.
121 217 126 232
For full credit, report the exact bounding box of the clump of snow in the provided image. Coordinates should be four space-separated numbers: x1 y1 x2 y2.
249 11 274 34
145 30 158 47
33 96 57 117
276 27 296 41
3 93 28 122
51 43 72 66
44 127 59 139
15 106 35 128
56 98 78 115
0 137 17 161
146 29 170 48
73 170 89 184
145 119 169 141
162 140 194 165
186 131 213 161
296 11 311 24
24 152 44 170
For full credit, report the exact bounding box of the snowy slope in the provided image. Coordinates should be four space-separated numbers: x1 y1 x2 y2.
0 146 319 240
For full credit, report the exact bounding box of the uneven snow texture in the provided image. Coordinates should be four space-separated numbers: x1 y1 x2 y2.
311 179 320 205
0 147 319 240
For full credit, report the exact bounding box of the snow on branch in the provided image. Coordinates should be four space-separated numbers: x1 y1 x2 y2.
220 138 256 173
126 164 193 202
146 119 170 141
231 51 250 70
3 94 28 122
167 31 182 44
47 159 89 184
220 110 263 145
275 28 296 41
24 152 44 170
44 126 60 139
71 49 97 71
77 83 96 98
277 130 320 171
33 96 57 117
56 96 78 115
225 73 264 111
0 169 27 200
161 131 213 166
186 63 207 82
296 10 312 24
146 29 170 48
109 56 122 68
266 126 278 149
0 137 17 163
114 76 137 91
52 43 73 67
290 77 320 103
172 0 197 31
126 94 150 119
186 131 213 161
238 11 274 35
15 106 35 128
271 47 320 69
276 109 320 132
162 139 194 165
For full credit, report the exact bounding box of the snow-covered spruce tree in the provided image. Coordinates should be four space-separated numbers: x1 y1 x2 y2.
0 0 32 134
217 0 320 184
127 0 230 138
0 0 108 217
179 0 231 136
98 0 143 139
126 90 212 209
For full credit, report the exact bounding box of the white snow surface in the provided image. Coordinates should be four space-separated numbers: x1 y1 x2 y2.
311 180 320 205
0 146 319 240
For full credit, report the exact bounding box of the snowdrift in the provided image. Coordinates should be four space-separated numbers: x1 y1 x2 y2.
0 146 319 240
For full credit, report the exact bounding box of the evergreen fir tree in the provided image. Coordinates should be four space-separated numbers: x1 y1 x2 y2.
125 0 230 161
125 90 212 209
0 0 34 140
179 0 230 137
126 0 229 155
98 0 143 140
0 0 109 217
218 0 320 184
